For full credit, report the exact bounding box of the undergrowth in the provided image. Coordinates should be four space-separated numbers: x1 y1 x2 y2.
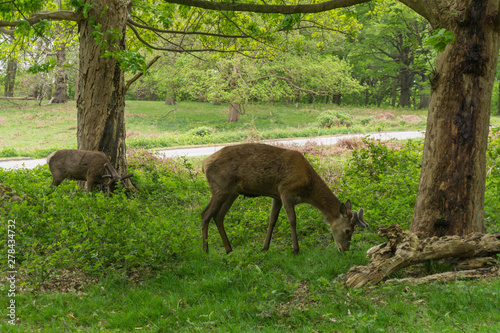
1 135 500 331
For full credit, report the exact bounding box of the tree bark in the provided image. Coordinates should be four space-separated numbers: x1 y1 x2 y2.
76 0 131 181
227 102 241 122
345 224 500 288
4 57 17 97
398 68 412 108
165 88 176 105
410 1 499 237
53 44 70 103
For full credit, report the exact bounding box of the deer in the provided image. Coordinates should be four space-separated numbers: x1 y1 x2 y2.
201 143 368 254
46 149 134 193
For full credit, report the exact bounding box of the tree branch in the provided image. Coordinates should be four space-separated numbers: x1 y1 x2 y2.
124 55 162 93
127 17 252 39
162 0 371 14
127 22 256 54
0 10 82 27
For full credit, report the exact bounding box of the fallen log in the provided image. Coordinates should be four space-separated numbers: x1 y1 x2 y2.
0 96 36 100
385 266 499 285
346 224 500 288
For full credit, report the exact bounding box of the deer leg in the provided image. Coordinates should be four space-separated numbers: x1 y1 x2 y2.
213 193 239 254
282 198 299 254
262 198 282 251
86 178 95 192
201 198 216 253
201 193 237 254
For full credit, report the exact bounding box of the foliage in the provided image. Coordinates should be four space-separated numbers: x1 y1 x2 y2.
2 136 500 331
316 110 352 128
485 126 500 230
339 138 423 229
343 3 433 108
425 28 456 52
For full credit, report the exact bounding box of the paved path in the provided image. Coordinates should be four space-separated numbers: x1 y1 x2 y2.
0 130 425 170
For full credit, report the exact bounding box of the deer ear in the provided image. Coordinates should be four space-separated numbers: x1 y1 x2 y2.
339 203 347 215
345 199 351 211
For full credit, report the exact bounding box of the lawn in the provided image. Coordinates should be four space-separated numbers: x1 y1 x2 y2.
1 100 500 332
0 99 430 157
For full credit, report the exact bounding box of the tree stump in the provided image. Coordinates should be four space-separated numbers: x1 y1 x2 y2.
346 224 500 288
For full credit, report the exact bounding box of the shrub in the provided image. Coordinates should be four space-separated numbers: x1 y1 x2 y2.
316 110 352 128
188 126 213 137
338 138 423 229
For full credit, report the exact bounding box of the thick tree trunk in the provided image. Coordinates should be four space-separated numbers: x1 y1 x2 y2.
411 2 498 237
398 68 412 108
77 0 131 180
53 44 70 103
227 102 241 122
4 57 17 97
74 58 79 101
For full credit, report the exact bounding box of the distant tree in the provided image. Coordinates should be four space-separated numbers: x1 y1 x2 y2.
347 3 432 107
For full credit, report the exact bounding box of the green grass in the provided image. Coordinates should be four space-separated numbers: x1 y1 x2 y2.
0 99 430 158
1 101 500 332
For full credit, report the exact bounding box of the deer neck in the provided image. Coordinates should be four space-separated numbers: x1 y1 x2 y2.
303 175 341 218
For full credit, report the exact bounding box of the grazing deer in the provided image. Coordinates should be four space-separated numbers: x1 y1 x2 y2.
201 143 368 254
47 149 134 193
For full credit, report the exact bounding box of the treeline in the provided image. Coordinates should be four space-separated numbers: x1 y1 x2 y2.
126 4 434 109
2 3 500 112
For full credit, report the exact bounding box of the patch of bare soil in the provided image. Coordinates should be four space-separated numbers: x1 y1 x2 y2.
372 112 394 120
126 131 161 139
274 283 319 317
400 115 421 123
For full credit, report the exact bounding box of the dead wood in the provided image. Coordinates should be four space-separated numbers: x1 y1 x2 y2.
385 266 499 286
0 96 36 100
345 224 500 288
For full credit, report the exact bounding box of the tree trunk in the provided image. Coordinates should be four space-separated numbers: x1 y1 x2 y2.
165 88 175 105
4 57 17 97
76 0 131 180
390 78 397 107
411 2 498 238
418 94 430 109
53 44 70 103
74 57 79 101
227 102 240 122
398 68 412 108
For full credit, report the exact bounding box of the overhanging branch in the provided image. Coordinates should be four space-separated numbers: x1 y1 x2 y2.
162 0 371 14
124 55 162 93
0 10 82 28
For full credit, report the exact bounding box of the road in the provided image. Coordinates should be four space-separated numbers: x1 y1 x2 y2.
0 130 425 170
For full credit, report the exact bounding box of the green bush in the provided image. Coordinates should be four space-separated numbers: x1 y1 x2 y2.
316 110 352 128
188 126 213 137
338 138 423 229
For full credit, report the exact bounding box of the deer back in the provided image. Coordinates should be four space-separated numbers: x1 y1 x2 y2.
47 150 112 182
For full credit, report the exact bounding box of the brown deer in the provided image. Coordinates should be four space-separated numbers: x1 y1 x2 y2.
47 149 134 193
201 143 368 254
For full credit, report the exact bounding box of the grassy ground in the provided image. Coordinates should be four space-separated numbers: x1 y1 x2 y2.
0 99 430 157
1 100 500 332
